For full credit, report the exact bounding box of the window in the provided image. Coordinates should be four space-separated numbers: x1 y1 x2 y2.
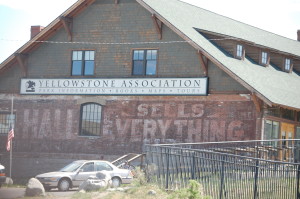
282 108 295 121
0 113 15 135
132 49 157 76
81 162 94 172
72 50 95 76
79 103 102 136
261 51 269 65
264 120 279 147
95 162 113 171
236 44 244 59
284 58 291 72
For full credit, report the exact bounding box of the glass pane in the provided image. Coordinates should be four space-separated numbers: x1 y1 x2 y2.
147 50 152 60
138 50 144 60
296 127 300 139
146 60 156 75
72 61 82 75
147 50 157 60
73 51 82 61
90 51 95 60
133 50 144 60
237 45 243 57
264 120 272 140
84 61 94 75
133 61 144 75
72 51 77 60
272 121 279 139
80 104 101 136
152 50 157 59
85 51 95 61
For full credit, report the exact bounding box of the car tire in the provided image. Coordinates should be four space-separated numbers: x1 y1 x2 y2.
111 177 121 188
58 178 71 191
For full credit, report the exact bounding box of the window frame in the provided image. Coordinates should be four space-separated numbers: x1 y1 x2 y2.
132 49 158 76
71 50 95 76
260 51 270 66
79 103 102 137
0 112 16 135
235 44 244 60
284 58 292 73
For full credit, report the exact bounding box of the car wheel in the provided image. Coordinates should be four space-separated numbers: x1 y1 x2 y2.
111 177 121 187
58 178 71 191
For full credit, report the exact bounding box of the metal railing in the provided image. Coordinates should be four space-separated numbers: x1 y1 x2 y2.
145 139 300 199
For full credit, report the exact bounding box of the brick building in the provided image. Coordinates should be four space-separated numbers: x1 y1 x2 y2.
0 0 300 182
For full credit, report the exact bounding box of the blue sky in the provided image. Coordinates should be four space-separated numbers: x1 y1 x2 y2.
0 0 299 63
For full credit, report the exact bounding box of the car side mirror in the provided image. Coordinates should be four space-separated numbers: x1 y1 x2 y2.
78 169 83 173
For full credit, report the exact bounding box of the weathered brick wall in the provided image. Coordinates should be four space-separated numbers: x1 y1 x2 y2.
0 94 257 183
0 95 256 153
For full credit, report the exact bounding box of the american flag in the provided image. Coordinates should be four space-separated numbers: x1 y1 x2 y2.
6 128 14 151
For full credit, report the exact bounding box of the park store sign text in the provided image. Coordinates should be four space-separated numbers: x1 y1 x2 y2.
20 78 208 96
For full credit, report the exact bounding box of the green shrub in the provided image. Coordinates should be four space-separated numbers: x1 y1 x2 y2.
168 180 210 199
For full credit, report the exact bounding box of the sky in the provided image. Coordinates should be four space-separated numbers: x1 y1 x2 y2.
0 0 299 63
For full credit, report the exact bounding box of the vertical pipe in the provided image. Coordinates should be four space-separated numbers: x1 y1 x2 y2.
9 96 14 178
253 159 259 199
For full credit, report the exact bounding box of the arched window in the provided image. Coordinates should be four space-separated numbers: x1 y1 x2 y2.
79 103 102 136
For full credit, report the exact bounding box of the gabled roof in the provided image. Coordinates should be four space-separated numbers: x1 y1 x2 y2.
1 0 300 110
139 0 300 110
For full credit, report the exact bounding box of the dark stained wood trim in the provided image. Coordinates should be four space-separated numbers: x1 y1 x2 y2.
60 16 73 41
252 93 261 113
199 29 300 60
264 115 300 125
14 53 28 77
151 14 162 40
197 50 208 76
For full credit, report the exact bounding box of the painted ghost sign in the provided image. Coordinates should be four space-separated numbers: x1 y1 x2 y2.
102 101 256 144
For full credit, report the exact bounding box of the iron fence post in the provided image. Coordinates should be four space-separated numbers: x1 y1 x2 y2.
165 148 170 190
253 159 259 199
191 151 195 179
219 155 225 199
296 164 300 199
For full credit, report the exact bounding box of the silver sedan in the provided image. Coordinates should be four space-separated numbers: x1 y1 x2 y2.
36 160 133 191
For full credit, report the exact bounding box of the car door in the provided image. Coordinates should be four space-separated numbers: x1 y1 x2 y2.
73 162 95 186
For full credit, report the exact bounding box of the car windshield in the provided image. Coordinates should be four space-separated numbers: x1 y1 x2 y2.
59 161 83 172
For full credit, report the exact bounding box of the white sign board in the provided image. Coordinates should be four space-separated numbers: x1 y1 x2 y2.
20 78 208 96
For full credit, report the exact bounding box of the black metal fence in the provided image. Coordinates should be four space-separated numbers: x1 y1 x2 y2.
145 140 300 199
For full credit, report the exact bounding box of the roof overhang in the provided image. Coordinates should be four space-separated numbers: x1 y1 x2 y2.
0 0 95 73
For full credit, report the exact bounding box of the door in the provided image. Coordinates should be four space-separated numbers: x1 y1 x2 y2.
73 162 95 186
279 123 294 161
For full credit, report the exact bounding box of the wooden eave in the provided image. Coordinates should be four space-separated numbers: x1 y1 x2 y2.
0 0 95 73
198 29 300 61
137 0 274 107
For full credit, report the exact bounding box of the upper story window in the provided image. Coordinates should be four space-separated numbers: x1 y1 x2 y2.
132 49 157 76
261 51 269 65
236 44 244 59
0 113 15 135
284 58 292 72
79 103 102 137
72 50 95 76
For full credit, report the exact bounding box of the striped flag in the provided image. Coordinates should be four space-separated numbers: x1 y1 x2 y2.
6 128 14 151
